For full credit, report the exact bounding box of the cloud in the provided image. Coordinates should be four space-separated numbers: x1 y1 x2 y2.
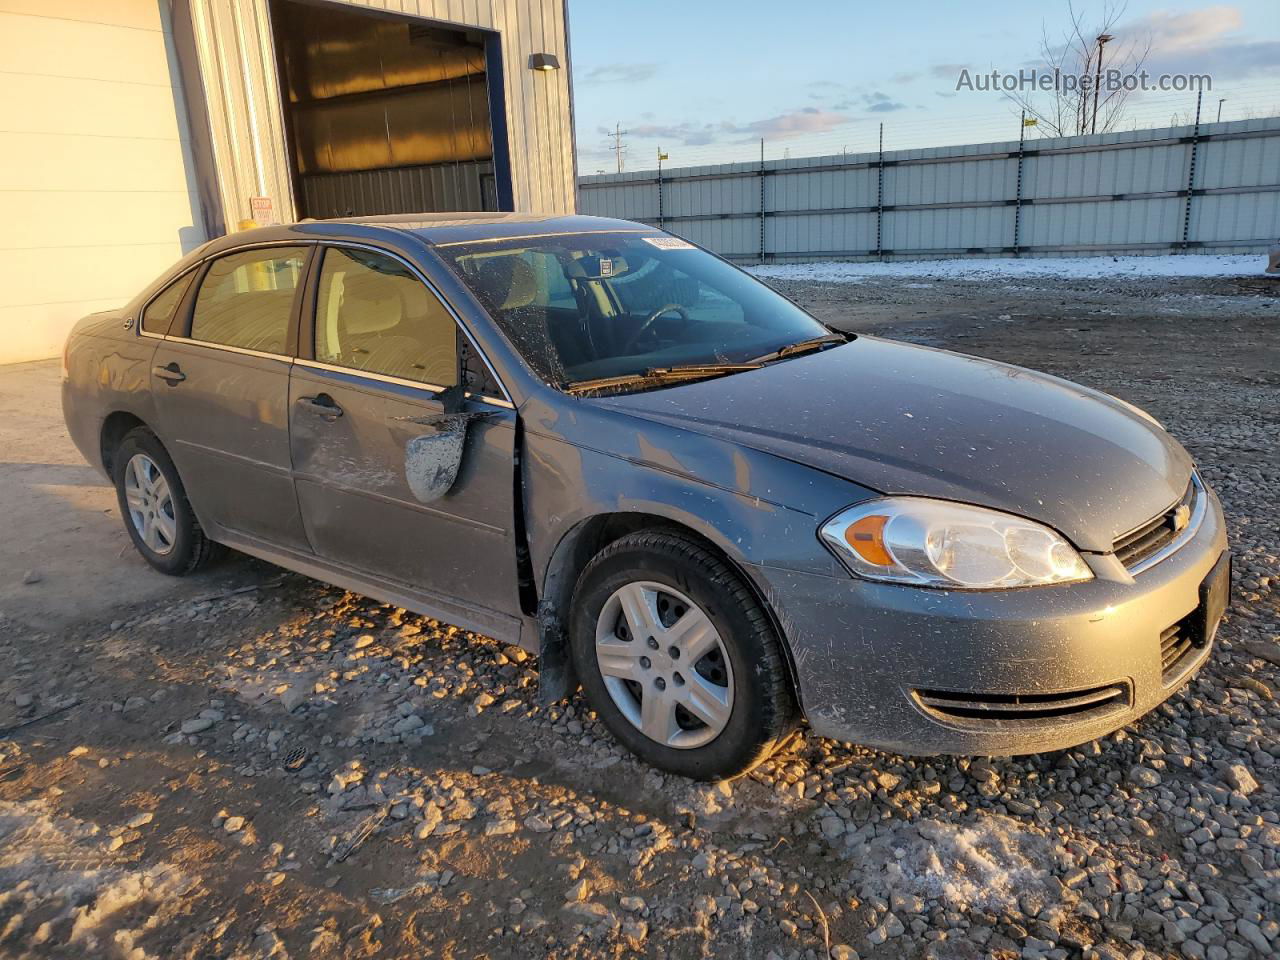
625 121 735 146
1136 6 1242 52
583 62 659 84
890 64 968 86
1125 6 1280 81
1025 5 1276 84
622 107 853 147
832 91 909 113
739 107 852 138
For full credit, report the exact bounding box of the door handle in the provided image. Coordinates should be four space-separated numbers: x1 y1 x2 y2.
298 393 343 420
152 362 185 383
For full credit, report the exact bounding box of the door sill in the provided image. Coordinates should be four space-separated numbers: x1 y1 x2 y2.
214 528 525 646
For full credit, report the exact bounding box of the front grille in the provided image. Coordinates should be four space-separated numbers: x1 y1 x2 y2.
914 682 1130 728
1113 478 1197 570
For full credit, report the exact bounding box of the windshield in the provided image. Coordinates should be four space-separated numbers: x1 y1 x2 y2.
436 232 832 390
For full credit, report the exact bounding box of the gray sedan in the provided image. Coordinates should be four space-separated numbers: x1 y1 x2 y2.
62 214 1229 779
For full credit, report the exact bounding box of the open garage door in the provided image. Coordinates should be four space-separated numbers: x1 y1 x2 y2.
270 0 512 219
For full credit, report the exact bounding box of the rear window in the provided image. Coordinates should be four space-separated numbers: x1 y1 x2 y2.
190 247 307 354
141 271 195 336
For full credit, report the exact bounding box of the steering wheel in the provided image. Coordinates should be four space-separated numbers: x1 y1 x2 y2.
622 303 689 354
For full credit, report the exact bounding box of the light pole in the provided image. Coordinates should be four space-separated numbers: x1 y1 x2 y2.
1217 98 1226 122
1091 33 1113 135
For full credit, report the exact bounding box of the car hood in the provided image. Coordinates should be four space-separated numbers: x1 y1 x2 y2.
594 337 1193 552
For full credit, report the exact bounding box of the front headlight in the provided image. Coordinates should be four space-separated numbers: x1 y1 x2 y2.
819 498 1093 589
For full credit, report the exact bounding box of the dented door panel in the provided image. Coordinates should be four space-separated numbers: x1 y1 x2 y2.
288 363 521 615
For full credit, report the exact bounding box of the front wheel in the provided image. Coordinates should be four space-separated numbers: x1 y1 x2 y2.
569 531 797 780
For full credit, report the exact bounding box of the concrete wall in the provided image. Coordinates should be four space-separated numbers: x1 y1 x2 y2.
0 0 208 364
579 117 1280 262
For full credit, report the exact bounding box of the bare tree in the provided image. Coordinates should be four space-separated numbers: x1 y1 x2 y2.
1006 1 1152 137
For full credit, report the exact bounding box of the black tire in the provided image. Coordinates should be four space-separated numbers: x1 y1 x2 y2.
569 531 798 780
112 427 222 576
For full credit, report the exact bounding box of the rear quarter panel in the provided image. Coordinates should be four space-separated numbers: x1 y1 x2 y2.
61 312 161 477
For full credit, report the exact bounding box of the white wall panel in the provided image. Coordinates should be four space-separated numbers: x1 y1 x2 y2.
0 0 206 363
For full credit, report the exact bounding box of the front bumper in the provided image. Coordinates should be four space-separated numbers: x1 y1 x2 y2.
747 485 1228 756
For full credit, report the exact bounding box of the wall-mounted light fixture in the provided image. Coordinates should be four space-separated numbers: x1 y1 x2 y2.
528 52 561 71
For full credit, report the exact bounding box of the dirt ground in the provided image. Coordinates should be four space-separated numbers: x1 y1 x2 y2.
0 270 1276 960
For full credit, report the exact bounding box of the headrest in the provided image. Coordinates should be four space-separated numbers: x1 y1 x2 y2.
340 277 403 334
477 256 537 310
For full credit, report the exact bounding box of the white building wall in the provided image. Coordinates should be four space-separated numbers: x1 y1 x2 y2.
0 0 207 363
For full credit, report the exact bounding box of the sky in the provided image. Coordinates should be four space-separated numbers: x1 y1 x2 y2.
565 1 1280 173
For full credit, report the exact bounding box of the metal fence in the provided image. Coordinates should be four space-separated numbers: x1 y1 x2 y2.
578 116 1280 262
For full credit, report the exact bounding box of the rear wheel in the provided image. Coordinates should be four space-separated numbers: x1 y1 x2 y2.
113 427 221 575
569 531 797 780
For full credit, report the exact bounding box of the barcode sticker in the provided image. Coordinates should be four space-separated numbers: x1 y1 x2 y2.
642 236 695 250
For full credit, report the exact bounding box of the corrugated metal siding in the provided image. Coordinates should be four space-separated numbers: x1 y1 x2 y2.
189 0 575 227
580 117 1280 262
300 159 496 218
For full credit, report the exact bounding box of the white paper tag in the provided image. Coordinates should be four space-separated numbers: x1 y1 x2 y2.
641 236 695 250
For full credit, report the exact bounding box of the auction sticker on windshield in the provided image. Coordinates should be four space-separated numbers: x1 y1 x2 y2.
642 236 695 249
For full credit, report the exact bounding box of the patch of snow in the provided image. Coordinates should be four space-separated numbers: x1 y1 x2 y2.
847 815 1066 914
748 253 1267 283
0 799 192 958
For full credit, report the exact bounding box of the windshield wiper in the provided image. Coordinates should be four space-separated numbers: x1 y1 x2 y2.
564 362 763 396
747 333 850 365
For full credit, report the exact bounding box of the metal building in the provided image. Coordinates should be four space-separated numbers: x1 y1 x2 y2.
1 0 577 364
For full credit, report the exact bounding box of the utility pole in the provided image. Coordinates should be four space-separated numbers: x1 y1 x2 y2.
1217 98 1226 122
1090 33 1112 135
608 122 628 173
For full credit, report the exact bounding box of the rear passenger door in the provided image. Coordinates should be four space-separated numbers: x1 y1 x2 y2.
288 244 522 622
150 245 312 552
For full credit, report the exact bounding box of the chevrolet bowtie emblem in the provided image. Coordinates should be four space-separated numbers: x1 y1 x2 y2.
1173 504 1192 532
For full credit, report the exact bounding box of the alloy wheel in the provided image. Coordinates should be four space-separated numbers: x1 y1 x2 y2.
123 453 177 556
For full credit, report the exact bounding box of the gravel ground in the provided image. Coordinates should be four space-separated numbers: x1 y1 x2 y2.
0 269 1276 960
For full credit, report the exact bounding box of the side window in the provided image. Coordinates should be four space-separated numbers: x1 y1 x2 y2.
141 271 195 336
190 247 307 354
315 247 458 388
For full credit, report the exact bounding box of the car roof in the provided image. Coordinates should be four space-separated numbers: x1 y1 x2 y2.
213 213 655 251
336 212 652 246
